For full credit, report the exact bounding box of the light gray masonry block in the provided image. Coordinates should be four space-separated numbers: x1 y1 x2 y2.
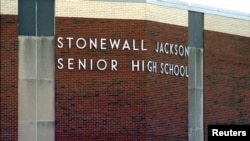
37 37 55 80
18 36 37 79
188 47 203 89
37 79 55 121
18 121 36 141
18 79 37 121
37 121 55 141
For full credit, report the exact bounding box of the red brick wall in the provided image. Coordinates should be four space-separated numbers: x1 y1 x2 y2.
1 14 249 141
144 21 188 140
0 15 18 141
55 17 188 140
204 30 250 141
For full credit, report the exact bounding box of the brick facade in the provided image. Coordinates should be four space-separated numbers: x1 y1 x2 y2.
204 30 250 141
55 17 188 140
0 15 18 141
0 9 249 141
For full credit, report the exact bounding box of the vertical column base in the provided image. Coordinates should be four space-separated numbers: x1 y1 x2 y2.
18 36 55 141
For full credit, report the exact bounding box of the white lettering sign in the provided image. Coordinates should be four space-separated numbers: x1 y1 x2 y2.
56 37 189 78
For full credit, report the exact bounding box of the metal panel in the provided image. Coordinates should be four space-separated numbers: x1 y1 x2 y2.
37 0 55 36
18 0 55 36
188 11 204 48
18 0 36 35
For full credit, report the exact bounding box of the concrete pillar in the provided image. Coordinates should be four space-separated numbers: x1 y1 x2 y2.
18 0 55 141
188 11 204 141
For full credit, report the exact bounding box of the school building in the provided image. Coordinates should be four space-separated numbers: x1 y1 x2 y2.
1 0 250 140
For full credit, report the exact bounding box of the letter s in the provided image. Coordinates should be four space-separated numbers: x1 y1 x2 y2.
57 37 63 48
57 58 64 69
242 131 247 136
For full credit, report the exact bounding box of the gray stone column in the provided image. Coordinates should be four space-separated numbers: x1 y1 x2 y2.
188 11 204 141
18 0 55 141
